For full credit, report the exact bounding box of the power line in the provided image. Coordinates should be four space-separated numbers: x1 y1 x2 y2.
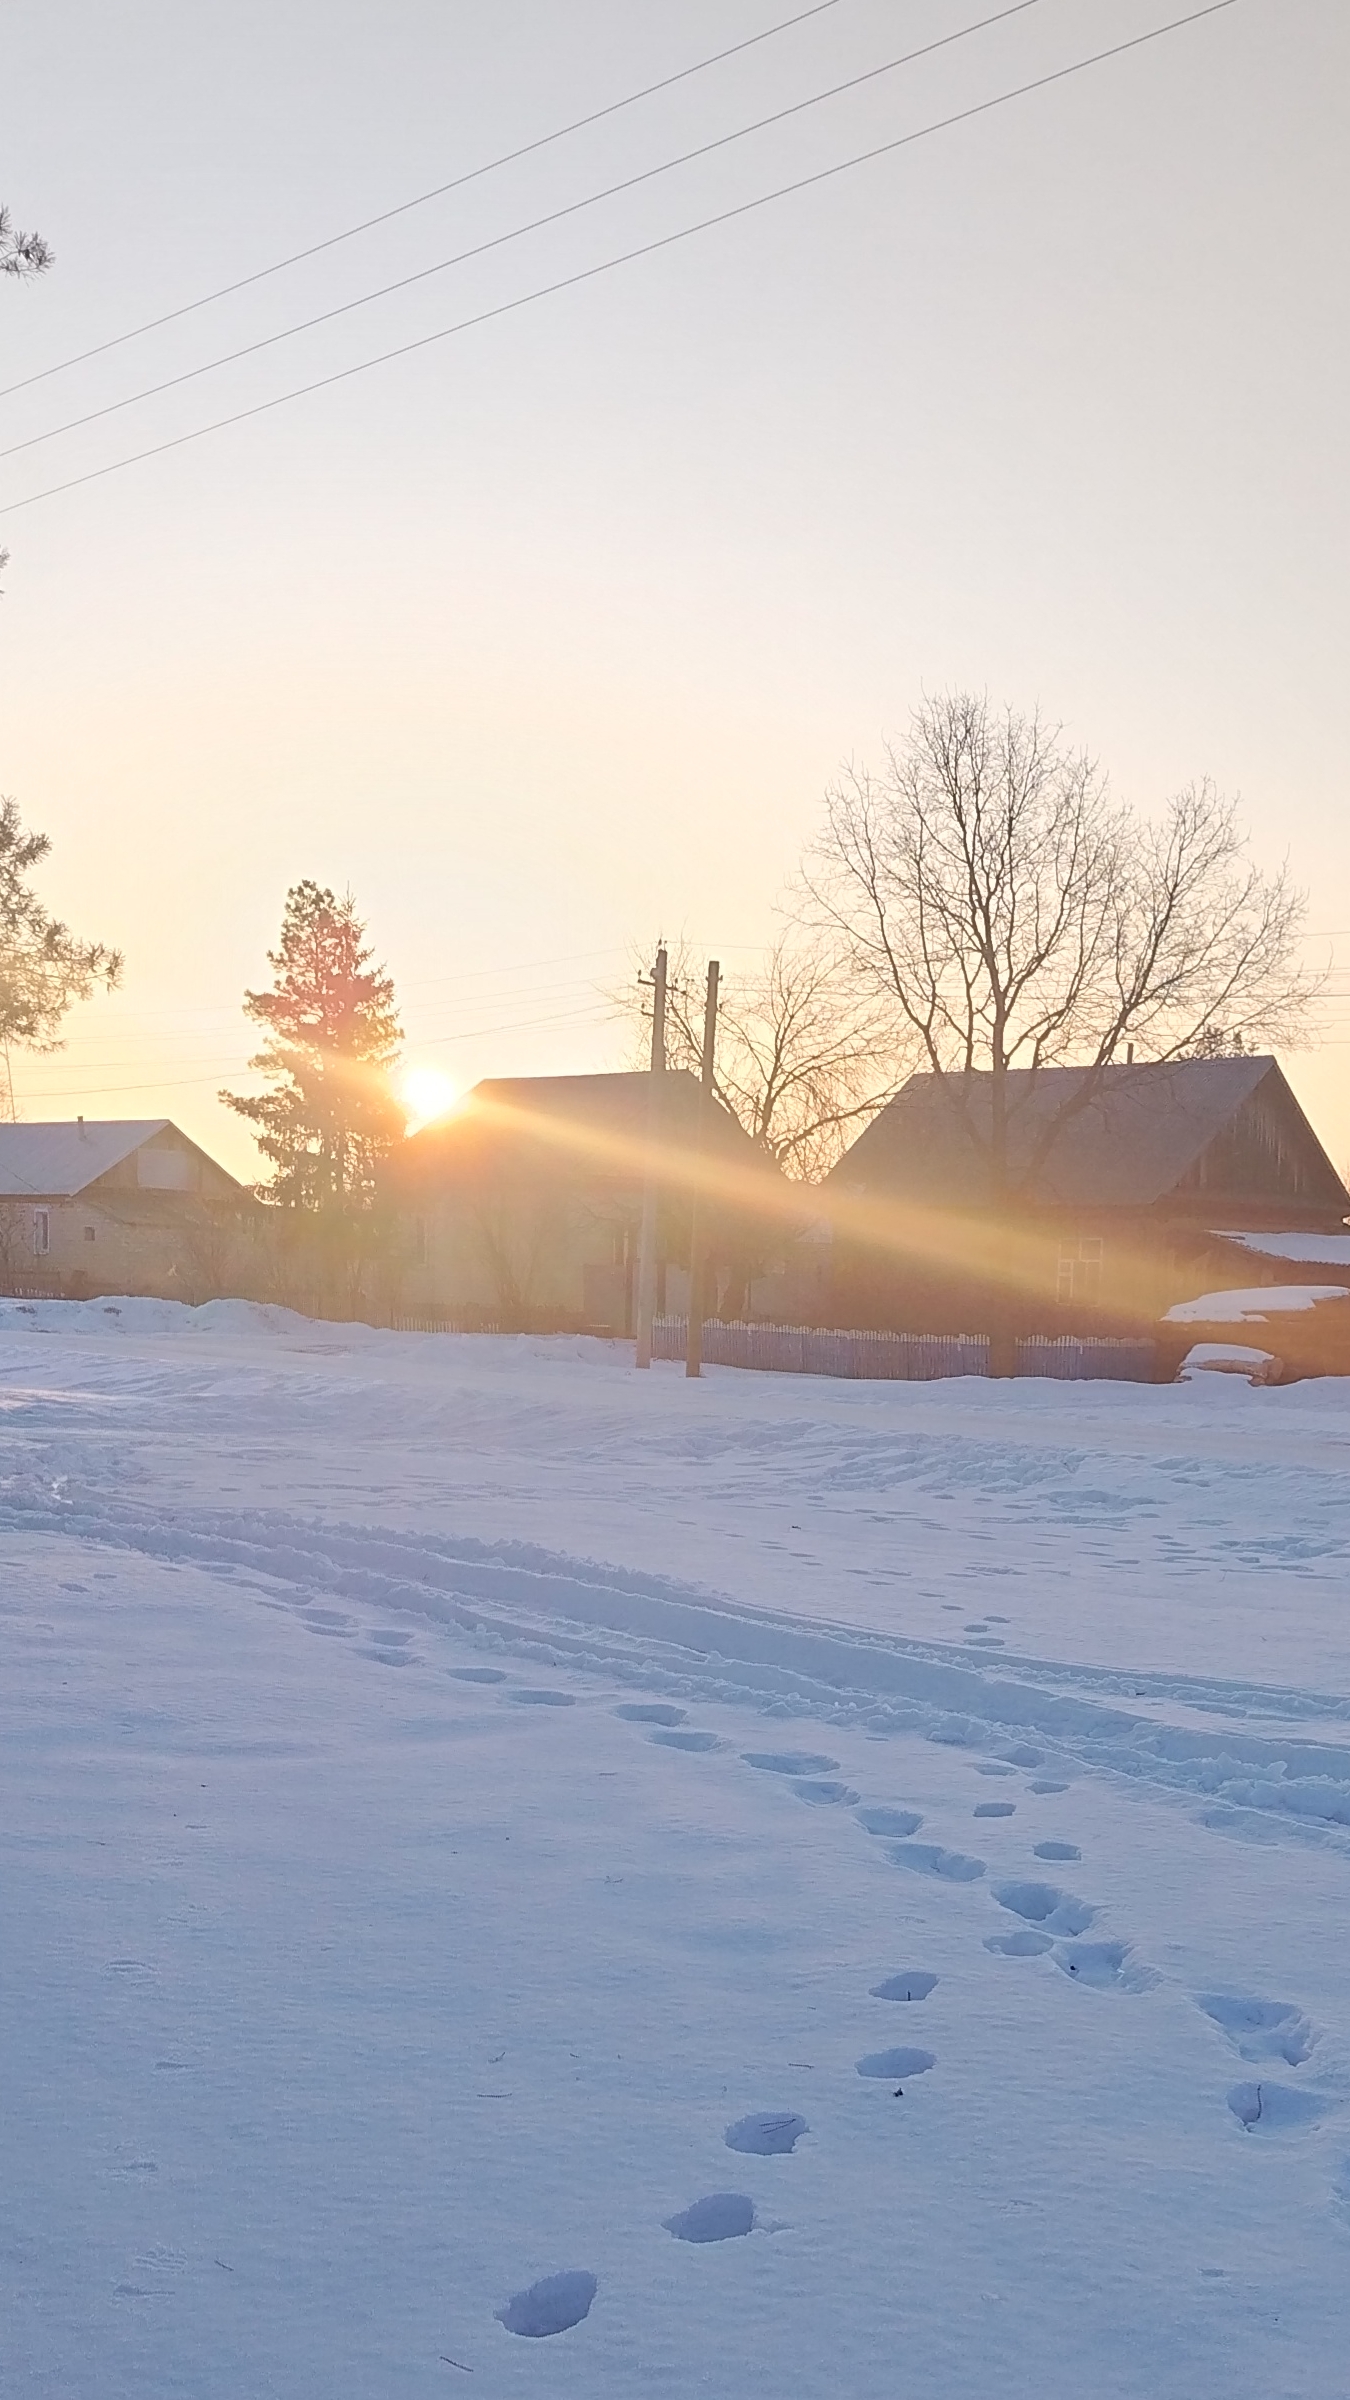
0 1 1244 521
0 1 849 403
11 1001 622 1099
45 947 632 1030
1 1 1052 466
24 982 624 1069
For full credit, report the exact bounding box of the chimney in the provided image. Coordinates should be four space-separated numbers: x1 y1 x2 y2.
1126 1044 1134 1066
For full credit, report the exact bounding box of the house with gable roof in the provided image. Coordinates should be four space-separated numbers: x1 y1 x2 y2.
388 1070 794 1330
0 1119 250 1301
822 1056 1349 1338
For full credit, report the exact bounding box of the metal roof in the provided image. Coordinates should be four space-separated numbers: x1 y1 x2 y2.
828 1057 1345 1210
400 1071 772 1179
0 1120 175 1197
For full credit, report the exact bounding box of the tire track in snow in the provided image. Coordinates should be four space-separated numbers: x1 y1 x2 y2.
6 1491 1350 1839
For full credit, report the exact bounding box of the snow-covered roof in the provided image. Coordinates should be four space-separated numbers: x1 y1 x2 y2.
0 1120 172 1197
1178 1342 1278 1377
1165 1284 1350 1325
1214 1229 1350 1270
1181 1342 1276 1365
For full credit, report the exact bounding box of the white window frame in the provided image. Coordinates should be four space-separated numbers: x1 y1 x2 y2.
1056 1235 1103 1305
33 1207 50 1257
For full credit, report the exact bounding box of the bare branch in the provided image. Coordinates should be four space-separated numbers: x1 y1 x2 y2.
609 927 907 1179
805 694 1321 1197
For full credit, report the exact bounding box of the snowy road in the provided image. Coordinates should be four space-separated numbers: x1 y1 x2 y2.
3 1303 1349 2396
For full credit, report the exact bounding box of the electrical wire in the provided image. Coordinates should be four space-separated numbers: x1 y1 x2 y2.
12 1001 622 1100
0 0 849 402
27 987 624 1070
1 0 1052 465
43 948 633 1034
0 0 1243 520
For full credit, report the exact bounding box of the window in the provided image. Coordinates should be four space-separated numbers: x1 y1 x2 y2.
84 1225 97 1243
33 1208 50 1257
1056 1236 1103 1305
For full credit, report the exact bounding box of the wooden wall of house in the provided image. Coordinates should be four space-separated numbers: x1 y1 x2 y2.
1180 1076 1347 1210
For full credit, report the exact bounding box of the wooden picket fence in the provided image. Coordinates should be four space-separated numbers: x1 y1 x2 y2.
651 1319 1157 1383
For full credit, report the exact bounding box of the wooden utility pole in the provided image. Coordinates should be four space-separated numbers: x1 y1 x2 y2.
633 944 667 1369
684 959 720 1380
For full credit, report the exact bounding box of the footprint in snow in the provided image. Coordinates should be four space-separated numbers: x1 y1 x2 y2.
985 1928 1054 1958
665 2193 755 2243
888 1842 985 1882
450 1667 507 1684
1029 1779 1069 1794
1034 1840 1080 1861
1228 2083 1334 2135
1054 1940 1149 1990
1199 1995 1318 2066
974 1802 1016 1819
975 1763 1017 1779
856 2047 936 2081
725 2111 808 2156
742 1751 839 1777
300 1609 354 1638
999 1745 1044 1768
362 1631 416 1665
508 1689 576 1708
649 1729 722 1753
615 1702 686 1725
497 2271 596 2338
792 1777 860 1805
870 1971 938 2002
992 1881 1094 1936
856 1806 923 1838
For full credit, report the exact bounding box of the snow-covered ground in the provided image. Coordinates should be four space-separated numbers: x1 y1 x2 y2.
3 1300 1349 2397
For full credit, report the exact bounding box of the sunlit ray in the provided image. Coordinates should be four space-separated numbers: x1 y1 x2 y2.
399 1065 460 1132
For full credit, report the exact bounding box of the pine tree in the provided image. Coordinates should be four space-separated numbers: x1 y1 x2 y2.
0 797 121 1061
222 884 403 1252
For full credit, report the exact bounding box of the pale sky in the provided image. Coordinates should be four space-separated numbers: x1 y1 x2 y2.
2 0 1347 1183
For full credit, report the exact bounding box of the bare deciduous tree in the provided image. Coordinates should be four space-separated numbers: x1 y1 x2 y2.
805 691 1319 1198
615 932 902 1179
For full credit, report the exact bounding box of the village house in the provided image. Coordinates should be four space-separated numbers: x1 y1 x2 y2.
389 1071 796 1331
0 1120 250 1302
822 1056 1349 1339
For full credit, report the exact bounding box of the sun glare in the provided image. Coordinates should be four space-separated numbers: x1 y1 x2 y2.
400 1066 460 1131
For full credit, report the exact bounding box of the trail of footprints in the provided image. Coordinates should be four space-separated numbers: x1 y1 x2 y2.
250 1596 1344 2333
494 1692 1343 2341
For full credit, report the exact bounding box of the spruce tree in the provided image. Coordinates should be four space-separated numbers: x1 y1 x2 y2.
222 884 403 1295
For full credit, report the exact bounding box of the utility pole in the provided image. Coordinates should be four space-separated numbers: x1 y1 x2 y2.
684 959 720 1380
633 944 667 1369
